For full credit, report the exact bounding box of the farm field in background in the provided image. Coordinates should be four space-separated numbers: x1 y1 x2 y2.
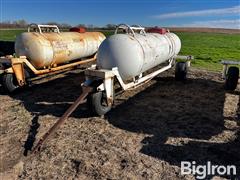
0 28 239 71
176 32 240 71
0 29 25 41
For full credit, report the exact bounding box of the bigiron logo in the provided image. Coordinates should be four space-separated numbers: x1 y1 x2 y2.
181 161 237 179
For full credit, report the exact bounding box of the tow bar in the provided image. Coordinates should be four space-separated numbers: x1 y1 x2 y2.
32 86 93 154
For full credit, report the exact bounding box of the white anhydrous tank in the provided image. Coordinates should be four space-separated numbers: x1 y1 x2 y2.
15 32 105 69
97 32 181 80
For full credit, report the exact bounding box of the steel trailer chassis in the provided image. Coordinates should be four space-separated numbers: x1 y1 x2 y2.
85 58 175 106
0 55 96 93
84 55 193 112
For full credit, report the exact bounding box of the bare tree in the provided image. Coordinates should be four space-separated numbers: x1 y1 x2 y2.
0 19 28 28
105 24 116 30
60 23 72 28
77 24 86 28
87 24 94 29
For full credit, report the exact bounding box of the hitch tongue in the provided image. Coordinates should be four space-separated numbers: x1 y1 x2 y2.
32 86 93 154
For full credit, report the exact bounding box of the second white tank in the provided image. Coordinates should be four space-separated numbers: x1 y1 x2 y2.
97 31 181 80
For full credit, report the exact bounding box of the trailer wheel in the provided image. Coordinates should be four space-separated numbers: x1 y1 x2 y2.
2 70 31 93
88 91 112 116
2 73 19 93
225 67 239 91
175 62 187 81
0 64 4 84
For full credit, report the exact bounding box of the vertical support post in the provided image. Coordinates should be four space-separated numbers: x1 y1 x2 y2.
186 60 191 68
104 77 114 105
222 64 228 79
11 58 26 86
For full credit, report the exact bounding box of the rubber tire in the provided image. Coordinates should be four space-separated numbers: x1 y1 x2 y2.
225 67 239 91
175 62 187 81
2 73 19 93
88 91 112 116
0 63 7 85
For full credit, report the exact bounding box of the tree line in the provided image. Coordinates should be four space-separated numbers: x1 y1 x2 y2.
0 19 116 30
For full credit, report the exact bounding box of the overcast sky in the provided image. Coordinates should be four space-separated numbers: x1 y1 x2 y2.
1 0 240 29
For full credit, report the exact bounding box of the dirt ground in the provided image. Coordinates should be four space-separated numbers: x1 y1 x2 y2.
0 68 239 179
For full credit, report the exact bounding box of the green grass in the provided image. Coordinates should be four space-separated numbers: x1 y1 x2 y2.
0 29 26 41
101 31 114 37
0 28 110 41
0 29 239 71
175 32 240 71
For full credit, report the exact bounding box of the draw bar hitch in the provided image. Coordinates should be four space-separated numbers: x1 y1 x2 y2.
31 86 93 154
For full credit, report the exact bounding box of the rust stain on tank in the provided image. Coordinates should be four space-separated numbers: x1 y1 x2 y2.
53 50 70 64
15 31 105 69
34 59 46 68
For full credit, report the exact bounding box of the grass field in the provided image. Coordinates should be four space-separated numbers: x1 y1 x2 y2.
0 29 239 71
0 29 25 41
175 32 240 71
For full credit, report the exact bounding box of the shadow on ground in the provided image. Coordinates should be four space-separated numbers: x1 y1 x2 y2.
1 70 239 178
23 115 40 156
107 77 240 179
0 70 90 118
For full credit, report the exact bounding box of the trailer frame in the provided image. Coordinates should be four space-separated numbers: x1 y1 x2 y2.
84 55 193 107
0 54 96 91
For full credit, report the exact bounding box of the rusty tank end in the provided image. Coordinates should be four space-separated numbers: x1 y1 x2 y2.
15 31 105 69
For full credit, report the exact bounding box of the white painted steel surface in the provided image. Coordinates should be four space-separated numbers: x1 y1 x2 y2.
97 31 181 80
15 31 105 69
